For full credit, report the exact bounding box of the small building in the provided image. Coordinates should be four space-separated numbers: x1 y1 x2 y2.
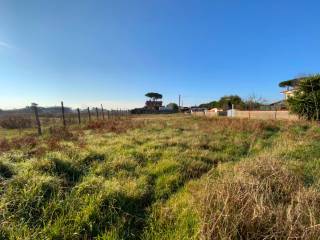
208 108 223 113
190 107 207 113
180 107 190 113
281 89 296 100
269 100 287 110
279 76 306 100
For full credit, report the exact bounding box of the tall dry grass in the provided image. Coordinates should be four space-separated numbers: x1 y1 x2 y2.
0 116 33 129
195 158 320 240
85 119 145 133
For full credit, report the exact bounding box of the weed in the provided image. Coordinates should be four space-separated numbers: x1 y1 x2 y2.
195 158 320 239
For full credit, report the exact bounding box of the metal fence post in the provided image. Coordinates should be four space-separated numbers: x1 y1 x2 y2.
77 108 81 124
96 107 99 119
61 101 66 127
32 103 42 135
101 104 105 120
87 107 91 122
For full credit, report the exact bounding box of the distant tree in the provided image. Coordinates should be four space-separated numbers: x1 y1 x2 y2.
145 92 163 101
218 95 244 110
167 103 179 111
244 94 266 110
279 75 308 89
287 74 320 120
199 101 219 109
279 79 299 89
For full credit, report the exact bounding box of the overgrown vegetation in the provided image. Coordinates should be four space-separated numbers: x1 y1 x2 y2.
0 116 319 239
287 74 320 120
198 94 266 110
0 116 33 129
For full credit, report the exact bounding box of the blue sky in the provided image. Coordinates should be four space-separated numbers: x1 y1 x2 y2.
0 0 319 109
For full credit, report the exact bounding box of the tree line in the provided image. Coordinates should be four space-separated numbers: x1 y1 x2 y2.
198 95 266 110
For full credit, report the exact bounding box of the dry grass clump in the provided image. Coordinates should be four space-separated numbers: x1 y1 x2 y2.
193 117 282 135
0 136 38 152
196 158 320 239
10 136 37 149
86 119 145 133
48 126 78 141
0 139 10 152
0 116 33 129
42 127 81 152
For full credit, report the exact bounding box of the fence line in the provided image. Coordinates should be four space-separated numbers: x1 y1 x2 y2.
0 102 131 135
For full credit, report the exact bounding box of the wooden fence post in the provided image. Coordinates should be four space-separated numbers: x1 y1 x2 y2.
101 104 105 120
87 107 91 122
96 107 99 119
32 103 42 135
107 110 110 119
77 108 81 124
61 101 66 127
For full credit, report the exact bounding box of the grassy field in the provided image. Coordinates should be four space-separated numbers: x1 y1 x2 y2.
1 115 320 239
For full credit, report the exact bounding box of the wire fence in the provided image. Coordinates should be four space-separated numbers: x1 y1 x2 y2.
0 102 131 135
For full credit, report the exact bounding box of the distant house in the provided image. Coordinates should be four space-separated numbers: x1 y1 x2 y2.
180 107 190 113
145 100 163 110
279 76 306 100
190 107 207 113
208 108 223 113
269 100 287 110
159 103 177 112
281 89 296 100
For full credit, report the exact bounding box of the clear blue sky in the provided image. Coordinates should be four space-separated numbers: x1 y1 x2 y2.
0 0 319 109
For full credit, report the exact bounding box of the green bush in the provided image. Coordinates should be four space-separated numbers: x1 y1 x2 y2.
287 74 320 120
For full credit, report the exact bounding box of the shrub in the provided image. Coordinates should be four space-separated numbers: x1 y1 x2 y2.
287 74 320 120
